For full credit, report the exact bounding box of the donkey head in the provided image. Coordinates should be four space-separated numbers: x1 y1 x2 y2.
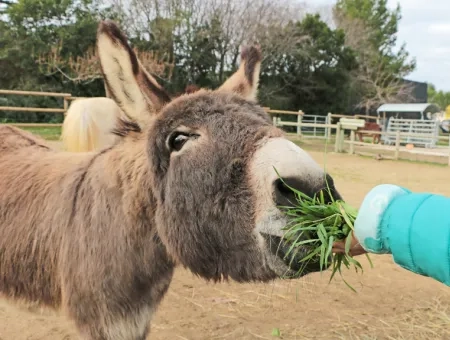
97 21 342 282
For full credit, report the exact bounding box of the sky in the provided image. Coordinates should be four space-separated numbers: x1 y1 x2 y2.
307 0 450 91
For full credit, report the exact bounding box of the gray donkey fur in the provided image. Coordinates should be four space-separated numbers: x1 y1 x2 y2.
0 21 341 340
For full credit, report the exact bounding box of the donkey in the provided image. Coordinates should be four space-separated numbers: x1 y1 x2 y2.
0 21 342 340
61 97 125 152
356 121 382 144
62 85 201 153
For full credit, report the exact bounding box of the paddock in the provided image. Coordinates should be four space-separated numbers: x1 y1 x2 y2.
0 141 448 340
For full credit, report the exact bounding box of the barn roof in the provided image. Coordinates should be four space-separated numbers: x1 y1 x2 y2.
377 103 440 114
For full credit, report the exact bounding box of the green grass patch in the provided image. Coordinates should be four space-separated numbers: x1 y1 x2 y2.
21 126 62 141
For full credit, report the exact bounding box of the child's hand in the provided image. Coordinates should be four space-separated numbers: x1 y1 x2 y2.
332 234 367 256
337 184 409 255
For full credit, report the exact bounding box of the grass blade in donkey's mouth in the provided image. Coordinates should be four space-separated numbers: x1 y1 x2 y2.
273 167 373 292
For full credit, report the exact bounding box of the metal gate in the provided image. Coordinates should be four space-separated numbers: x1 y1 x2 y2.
300 115 329 138
383 118 440 148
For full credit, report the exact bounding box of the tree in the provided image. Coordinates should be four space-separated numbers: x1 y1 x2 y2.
1 0 113 91
0 0 119 123
260 14 357 115
0 0 418 124
428 84 450 111
106 0 308 90
333 0 416 113
37 42 174 85
0 0 13 15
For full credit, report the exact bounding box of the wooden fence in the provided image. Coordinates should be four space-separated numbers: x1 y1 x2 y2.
269 111 450 165
2 89 449 165
0 89 82 128
0 90 308 129
273 117 450 165
271 112 381 140
327 124 450 166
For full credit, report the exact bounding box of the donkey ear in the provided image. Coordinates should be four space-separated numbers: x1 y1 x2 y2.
217 45 262 102
96 20 171 125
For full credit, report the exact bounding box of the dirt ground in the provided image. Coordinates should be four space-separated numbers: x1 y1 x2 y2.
0 145 449 340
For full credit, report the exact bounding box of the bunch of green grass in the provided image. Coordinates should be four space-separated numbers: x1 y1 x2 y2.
275 171 373 291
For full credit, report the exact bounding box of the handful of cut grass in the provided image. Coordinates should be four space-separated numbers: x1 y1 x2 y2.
276 173 373 291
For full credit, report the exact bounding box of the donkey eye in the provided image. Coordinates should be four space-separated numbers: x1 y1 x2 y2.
168 132 190 152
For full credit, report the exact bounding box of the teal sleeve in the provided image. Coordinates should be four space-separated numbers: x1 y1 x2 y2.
380 192 450 286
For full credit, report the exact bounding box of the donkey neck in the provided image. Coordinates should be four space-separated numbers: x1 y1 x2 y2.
94 135 156 224
58 139 176 315
81 134 176 258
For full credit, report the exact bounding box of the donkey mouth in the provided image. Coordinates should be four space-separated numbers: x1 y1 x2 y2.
261 233 331 278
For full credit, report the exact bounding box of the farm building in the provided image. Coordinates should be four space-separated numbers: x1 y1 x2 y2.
348 79 428 116
401 79 428 103
377 103 440 122
376 103 441 147
376 103 441 138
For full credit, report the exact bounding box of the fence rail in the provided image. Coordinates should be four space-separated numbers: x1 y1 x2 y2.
265 108 304 115
2 89 449 165
3 123 63 128
344 128 450 166
273 119 450 166
0 106 66 113
0 90 86 122
0 90 71 97
383 118 440 148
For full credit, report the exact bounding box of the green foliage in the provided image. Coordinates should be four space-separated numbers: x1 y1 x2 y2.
428 83 450 111
275 169 373 292
260 14 357 116
336 0 401 52
169 12 222 92
0 0 114 121
336 0 416 77
335 0 416 112
0 0 419 123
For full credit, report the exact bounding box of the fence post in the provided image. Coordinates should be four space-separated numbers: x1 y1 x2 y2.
448 135 450 167
272 115 277 127
334 123 341 153
63 96 69 116
313 116 317 137
394 130 401 160
326 112 332 140
349 130 355 155
297 111 303 136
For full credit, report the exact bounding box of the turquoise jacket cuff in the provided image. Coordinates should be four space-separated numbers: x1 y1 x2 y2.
354 184 450 286
354 184 410 254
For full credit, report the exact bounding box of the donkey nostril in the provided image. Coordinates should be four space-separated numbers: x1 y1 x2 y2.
273 178 302 207
276 179 292 196
273 176 341 207
318 174 342 203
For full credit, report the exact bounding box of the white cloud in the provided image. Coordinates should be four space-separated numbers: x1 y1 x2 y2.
302 0 450 91
391 0 450 90
426 47 450 57
428 23 450 35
